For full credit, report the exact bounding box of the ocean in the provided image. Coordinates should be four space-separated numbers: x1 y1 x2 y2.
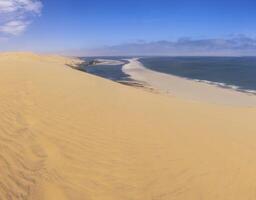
140 57 256 94
80 56 256 94
80 57 131 81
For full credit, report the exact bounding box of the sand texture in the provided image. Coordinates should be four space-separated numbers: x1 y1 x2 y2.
1 52 256 200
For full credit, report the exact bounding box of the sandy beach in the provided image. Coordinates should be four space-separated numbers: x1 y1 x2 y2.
123 58 256 107
1 52 256 200
95 59 125 66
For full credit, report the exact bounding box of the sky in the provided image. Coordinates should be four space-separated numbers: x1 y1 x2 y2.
0 0 256 55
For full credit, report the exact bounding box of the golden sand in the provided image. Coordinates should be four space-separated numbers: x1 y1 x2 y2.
1 52 256 199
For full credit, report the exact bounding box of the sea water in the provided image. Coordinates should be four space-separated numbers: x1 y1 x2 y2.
140 57 256 94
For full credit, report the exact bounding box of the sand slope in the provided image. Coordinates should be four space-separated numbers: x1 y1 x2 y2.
1 52 256 200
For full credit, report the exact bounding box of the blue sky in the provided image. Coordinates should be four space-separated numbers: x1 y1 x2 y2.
0 0 256 55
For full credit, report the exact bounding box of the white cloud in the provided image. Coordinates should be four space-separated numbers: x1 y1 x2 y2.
0 20 30 35
77 36 256 56
0 0 42 36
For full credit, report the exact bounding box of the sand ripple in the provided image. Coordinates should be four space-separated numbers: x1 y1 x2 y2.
0 53 256 199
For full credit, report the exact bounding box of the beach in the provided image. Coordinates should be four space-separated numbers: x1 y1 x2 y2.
1 52 256 200
123 58 256 107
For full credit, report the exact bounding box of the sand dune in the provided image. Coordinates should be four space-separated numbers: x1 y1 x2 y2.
1 52 256 199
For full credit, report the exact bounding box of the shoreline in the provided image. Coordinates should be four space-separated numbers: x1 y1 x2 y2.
122 58 256 107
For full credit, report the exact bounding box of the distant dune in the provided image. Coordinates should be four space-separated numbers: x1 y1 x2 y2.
1 52 256 200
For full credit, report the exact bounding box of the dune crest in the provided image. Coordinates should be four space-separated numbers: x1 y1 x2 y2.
1 53 256 200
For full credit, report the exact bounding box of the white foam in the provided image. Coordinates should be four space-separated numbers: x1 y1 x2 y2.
193 79 256 95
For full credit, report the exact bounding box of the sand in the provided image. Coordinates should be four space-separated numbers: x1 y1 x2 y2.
95 59 125 66
1 52 256 200
123 58 256 107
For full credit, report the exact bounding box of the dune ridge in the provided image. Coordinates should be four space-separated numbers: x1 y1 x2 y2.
1 53 256 199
